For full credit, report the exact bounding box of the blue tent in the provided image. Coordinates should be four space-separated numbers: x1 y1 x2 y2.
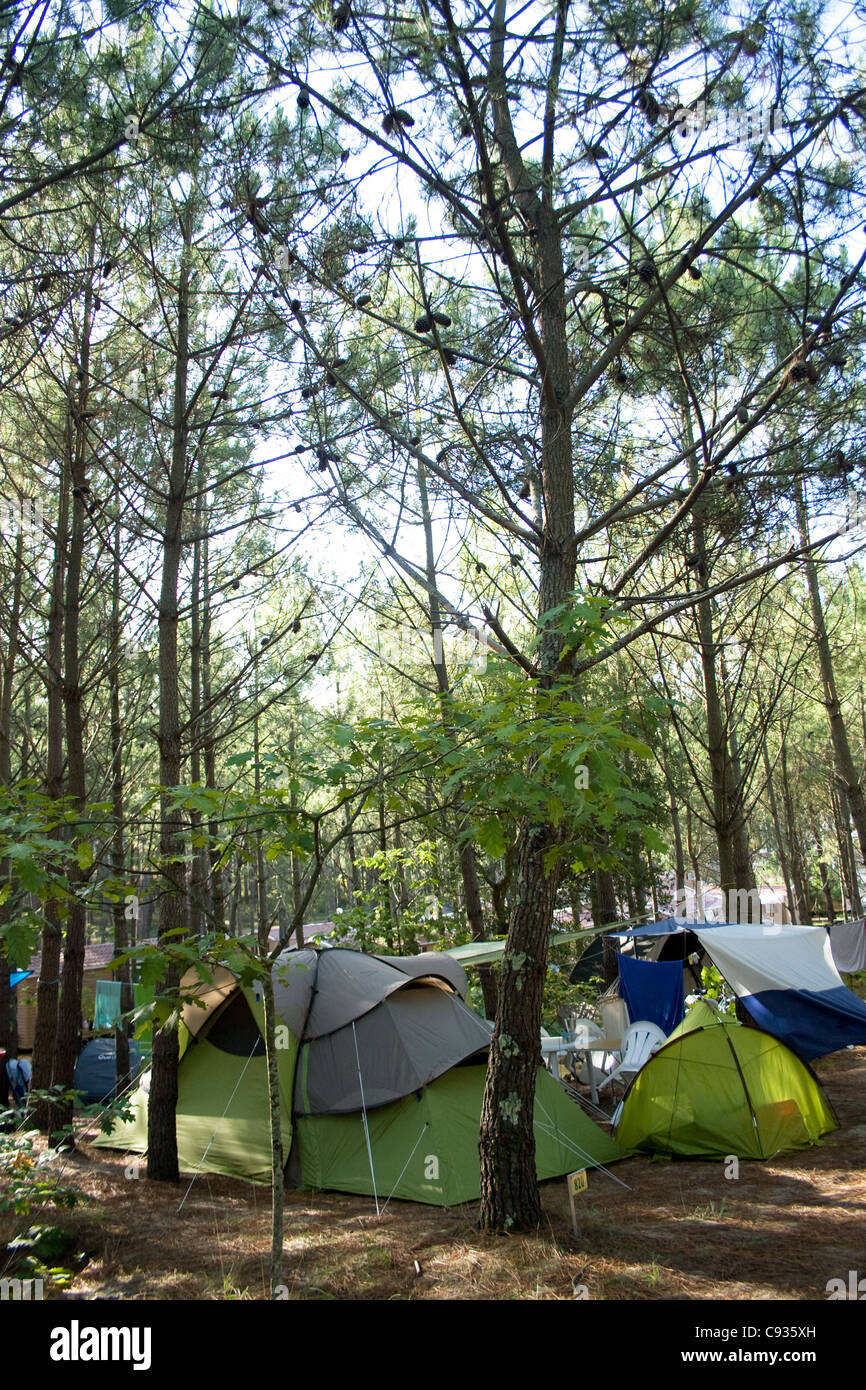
74 1038 144 1105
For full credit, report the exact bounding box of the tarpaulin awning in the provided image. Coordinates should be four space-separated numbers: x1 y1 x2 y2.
613 917 723 937
692 923 866 1061
443 928 596 966
10 970 32 988
617 952 685 1036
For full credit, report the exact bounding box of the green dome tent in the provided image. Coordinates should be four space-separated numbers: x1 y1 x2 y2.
614 1000 836 1160
95 947 622 1205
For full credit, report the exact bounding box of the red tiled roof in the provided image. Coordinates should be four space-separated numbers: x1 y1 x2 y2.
27 937 158 974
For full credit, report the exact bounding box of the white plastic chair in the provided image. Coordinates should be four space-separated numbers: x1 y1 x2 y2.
597 1020 667 1093
568 1020 612 1088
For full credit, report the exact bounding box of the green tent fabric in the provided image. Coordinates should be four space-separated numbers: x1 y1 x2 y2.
615 1001 836 1160
292 1065 622 1205
95 947 622 1203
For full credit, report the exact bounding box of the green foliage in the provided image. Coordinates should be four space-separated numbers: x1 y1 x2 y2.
0 1129 83 1216
541 942 602 1031
384 610 657 879
699 964 736 1017
334 840 444 954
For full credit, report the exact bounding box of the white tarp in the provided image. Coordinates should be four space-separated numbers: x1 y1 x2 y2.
694 923 844 998
693 922 866 1059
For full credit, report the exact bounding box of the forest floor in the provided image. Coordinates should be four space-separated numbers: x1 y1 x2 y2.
3 1044 864 1301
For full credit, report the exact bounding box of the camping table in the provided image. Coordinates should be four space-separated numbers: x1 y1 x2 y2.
540 1036 575 1080
541 1035 622 1105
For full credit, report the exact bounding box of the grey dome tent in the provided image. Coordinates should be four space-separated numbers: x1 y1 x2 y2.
95 946 622 1205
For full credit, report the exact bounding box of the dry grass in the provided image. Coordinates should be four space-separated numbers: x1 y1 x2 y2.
2 1045 864 1300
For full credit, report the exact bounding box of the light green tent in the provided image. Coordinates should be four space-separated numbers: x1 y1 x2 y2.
614 999 836 1160
96 947 622 1204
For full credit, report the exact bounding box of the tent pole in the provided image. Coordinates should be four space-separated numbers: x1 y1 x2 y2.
352 1021 379 1215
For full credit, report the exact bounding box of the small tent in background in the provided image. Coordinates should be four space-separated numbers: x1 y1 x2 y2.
74 1038 146 1105
96 947 622 1205
614 1000 836 1160
569 934 605 984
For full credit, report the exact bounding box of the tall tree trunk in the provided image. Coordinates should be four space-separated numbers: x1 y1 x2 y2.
836 781 863 918
761 737 797 923
148 227 191 1182
0 530 24 1057
778 738 811 925
812 826 836 924
660 732 686 905
796 478 866 865
479 0 577 1229
110 498 132 1093
596 867 620 987
252 665 286 1296
201 528 224 932
187 459 208 936
722 687 756 915
685 804 702 915
31 443 71 1130
54 241 98 1144
417 455 497 1016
